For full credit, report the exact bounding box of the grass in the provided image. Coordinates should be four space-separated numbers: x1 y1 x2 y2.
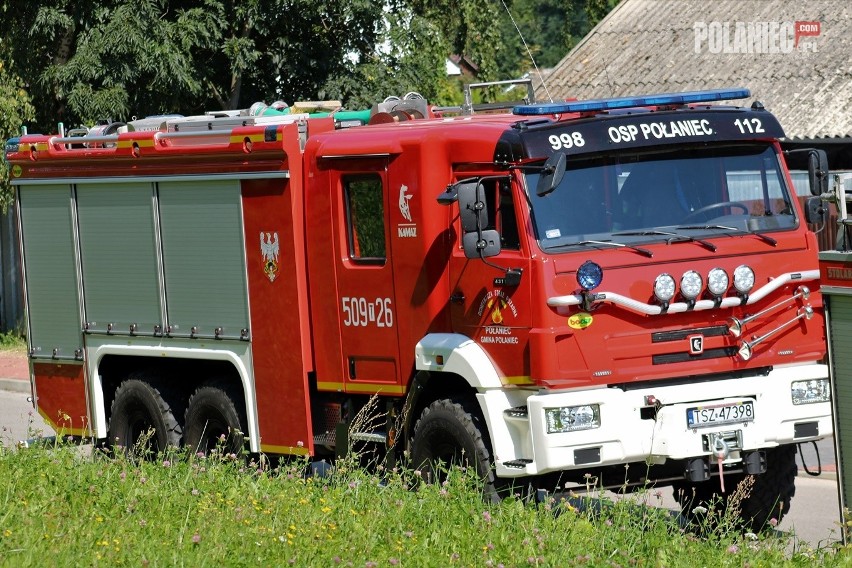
0 330 26 352
0 436 847 567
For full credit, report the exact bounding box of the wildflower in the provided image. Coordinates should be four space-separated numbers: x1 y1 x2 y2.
163 460 171 468
439 489 448 497
727 544 739 554
605 519 613 526
192 533 201 544
333 557 341 564
389 559 399 566
691 505 707 515
482 511 493 523
769 518 778 527
404 531 413 538
744 532 758 541
366 562 377 568
196 451 205 459
139 477 147 484
192 489 199 496
414 470 422 477
349 481 358 489
120 471 127 481
451 553 460 561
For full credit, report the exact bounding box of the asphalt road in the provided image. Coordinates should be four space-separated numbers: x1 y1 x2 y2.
0 389 844 547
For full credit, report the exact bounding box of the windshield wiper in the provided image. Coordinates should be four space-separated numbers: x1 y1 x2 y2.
613 230 716 252
676 224 777 247
565 239 653 258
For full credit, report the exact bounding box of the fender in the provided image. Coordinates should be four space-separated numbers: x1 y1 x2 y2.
415 333 503 389
86 342 260 452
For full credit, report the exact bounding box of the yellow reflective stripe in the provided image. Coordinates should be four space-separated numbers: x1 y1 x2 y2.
229 133 275 144
502 376 534 386
317 381 406 395
344 383 407 395
260 443 311 456
117 139 156 149
38 409 89 437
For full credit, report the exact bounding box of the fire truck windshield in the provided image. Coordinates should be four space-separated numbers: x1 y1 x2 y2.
523 143 796 251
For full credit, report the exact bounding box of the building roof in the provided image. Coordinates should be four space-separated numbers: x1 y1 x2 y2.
537 0 852 141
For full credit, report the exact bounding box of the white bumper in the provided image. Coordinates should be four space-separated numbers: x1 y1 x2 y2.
480 364 832 478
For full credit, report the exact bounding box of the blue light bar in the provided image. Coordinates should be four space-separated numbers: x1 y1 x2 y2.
513 88 751 116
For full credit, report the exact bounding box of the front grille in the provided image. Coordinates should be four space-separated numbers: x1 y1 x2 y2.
651 325 728 343
652 347 737 365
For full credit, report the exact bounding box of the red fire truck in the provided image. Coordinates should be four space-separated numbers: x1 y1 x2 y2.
6 84 832 528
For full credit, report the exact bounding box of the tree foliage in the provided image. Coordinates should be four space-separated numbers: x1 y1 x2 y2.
0 39 35 210
0 0 617 134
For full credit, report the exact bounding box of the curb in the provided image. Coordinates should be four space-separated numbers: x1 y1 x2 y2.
0 378 30 394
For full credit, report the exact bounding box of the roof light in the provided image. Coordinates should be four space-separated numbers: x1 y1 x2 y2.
513 88 751 116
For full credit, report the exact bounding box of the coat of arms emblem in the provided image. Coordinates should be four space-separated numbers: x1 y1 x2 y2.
260 231 279 282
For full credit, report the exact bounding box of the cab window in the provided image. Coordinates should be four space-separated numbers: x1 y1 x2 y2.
344 174 386 262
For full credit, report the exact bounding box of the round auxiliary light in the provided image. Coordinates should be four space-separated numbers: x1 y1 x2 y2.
654 273 676 303
733 264 755 294
680 270 703 300
707 268 730 297
577 260 603 291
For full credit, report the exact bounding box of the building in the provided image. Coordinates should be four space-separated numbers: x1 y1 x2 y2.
537 0 852 249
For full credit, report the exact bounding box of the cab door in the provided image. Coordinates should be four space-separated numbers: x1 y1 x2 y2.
449 176 532 384
329 160 402 394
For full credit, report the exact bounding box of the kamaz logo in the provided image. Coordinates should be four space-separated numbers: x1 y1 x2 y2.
688 334 704 355
398 226 417 237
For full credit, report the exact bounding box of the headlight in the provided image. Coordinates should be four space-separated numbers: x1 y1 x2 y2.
577 260 603 291
707 268 729 296
680 270 703 300
654 273 676 302
733 265 755 294
545 404 601 433
791 379 831 405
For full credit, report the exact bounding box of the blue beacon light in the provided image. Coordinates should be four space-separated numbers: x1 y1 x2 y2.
513 88 751 116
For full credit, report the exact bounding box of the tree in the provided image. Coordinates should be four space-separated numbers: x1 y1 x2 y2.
0 0 384 131
0 47 35 210
0 0 619 133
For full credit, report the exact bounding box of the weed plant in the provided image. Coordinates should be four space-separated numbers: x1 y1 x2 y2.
0 436 846 567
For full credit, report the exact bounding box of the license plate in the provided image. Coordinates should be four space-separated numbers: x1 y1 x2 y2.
686 401 754 428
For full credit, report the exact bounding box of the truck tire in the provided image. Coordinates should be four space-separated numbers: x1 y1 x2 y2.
409 399 500 502
673 444 798 531
738 444 797 530
183 382 246 455
108 378 181 455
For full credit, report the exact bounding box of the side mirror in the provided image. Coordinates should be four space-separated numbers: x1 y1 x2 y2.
805 196 827 225
462 230 501 259
458 180 489 232
807 149 829 196
536 153 566 196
